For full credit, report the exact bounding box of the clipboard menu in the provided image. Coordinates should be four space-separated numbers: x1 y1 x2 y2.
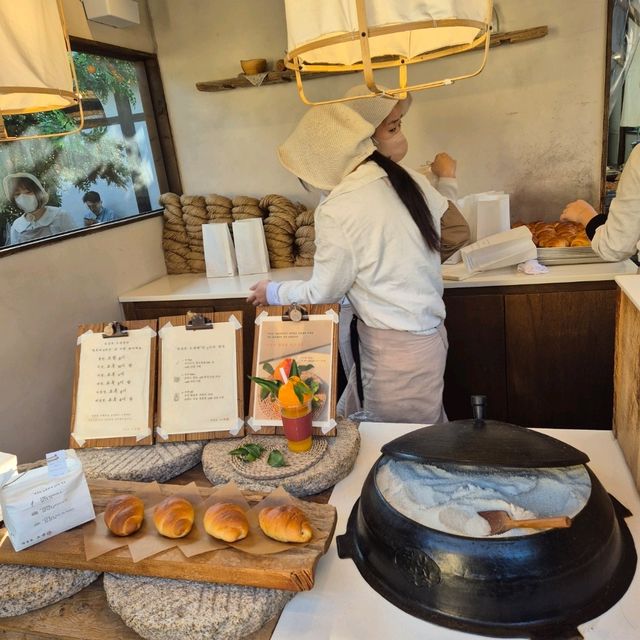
247 304 339 437
156 311 244 442
70 320 157 448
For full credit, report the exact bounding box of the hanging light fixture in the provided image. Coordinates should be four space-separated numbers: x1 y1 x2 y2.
0 0 83 141
283 0 493 105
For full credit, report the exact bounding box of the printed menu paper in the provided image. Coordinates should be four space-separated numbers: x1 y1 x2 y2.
250 314 334 431
159 322 240 435
72 329 153 442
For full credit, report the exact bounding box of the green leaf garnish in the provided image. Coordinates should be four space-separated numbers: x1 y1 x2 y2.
298 364 314 372
229 443 265 462
248 376 281 399
262 362 274 374
260 386 269 400
267 450 287 467
290 360 300 377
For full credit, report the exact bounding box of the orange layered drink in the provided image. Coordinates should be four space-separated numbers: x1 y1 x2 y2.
278 376 313 452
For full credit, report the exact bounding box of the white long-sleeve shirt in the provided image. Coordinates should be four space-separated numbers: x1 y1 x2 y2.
592 144 640 261
275 162 448 334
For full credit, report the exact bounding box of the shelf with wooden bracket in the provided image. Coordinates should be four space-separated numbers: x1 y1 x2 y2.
196 26 549 93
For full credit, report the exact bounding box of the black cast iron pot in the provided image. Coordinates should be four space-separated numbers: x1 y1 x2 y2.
336 407 636 639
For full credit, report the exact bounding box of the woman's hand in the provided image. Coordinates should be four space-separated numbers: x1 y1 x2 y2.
430 152 457 178
560 200 597 227
247 280 269 306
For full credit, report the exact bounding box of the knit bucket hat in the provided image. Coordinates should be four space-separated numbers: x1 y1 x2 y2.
2 172 48 205
277 86 410 191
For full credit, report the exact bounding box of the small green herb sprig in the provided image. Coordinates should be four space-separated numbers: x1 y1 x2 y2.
229 443 287 468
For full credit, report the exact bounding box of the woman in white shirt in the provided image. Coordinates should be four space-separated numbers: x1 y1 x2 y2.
248 91 450 424
560 144 640 261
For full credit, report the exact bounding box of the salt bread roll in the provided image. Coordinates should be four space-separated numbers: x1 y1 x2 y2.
153 496 195 538
204 503 249 542
104 494 145 537
258 505 313 543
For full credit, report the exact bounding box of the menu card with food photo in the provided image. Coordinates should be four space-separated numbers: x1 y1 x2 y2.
70 320 157 448
247 304 339 436
156 312 245 442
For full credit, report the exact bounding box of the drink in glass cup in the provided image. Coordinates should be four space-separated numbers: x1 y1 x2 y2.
278 377 313 452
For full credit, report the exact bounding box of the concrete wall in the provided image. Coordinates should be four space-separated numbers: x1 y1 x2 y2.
149 0 607 220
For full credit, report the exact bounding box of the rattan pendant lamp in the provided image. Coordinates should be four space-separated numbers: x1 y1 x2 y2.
283 0 493 105
0 0 83 141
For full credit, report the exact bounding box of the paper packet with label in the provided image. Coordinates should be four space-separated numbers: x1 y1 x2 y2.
0 449 95 551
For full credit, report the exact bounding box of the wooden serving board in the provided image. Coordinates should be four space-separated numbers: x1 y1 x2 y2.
0 479 337 592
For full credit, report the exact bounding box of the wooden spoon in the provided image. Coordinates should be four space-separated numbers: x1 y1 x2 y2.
478 510 572 535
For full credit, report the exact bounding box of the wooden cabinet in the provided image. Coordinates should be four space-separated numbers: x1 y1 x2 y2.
444 281 618 428
613 288 640 490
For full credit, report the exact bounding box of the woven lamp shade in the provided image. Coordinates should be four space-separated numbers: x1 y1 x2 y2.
284 0 492 105
0 0 82 140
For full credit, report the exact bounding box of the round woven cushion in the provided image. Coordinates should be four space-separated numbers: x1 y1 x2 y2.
76 441 206 482
104 573 294 640
0 564 99 617
202 418 360 496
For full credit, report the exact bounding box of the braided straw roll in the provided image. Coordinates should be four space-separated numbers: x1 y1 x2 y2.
205 194 233 223
260 194 299 268
232 196 264 221
161 193 190 274
180 195 207 273
294 208 316 266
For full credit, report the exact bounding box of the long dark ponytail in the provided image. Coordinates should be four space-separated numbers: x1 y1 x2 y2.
367 150 439 252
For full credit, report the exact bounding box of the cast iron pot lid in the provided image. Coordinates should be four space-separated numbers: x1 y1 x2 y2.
382 418 589 468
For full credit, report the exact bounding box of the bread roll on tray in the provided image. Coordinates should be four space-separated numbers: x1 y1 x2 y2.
153 496 195 538
204 502 249 542
258 505 313 543
104 494 145 536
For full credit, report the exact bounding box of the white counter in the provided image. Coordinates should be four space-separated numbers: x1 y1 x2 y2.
273 423 640 640
119 262 637 302
616 274 640 312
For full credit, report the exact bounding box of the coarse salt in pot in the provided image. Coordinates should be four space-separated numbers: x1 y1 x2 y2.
336 397 637 639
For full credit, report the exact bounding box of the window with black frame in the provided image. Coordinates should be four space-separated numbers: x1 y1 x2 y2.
0 46 173 249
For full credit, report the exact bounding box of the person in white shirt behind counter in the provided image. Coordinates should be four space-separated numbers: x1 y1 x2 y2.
3 172 75 246
560 144 640 262
248 88 455 424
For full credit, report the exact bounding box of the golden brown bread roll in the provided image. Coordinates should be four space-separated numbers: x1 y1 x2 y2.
258 505 313 543
104 494 145 536
204 503 249 542
153 496 195 538
570 236 591 247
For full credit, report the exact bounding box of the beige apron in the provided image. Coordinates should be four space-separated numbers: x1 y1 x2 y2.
338 317 448 424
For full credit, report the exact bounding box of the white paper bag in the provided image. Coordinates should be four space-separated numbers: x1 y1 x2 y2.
0 449 95 551
476 194 510 240
232 218 270 275
203 222 237 278
460 226 537 273
457 191 507 242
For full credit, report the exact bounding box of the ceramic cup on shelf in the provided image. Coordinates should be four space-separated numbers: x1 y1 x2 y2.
240 58 267 75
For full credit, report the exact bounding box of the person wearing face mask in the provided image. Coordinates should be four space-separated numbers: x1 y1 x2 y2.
346 85 469 262
247 89 452 424
3 173 75 245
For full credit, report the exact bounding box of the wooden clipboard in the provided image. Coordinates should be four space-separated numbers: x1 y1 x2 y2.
156 311 244 442
70 320 157 449
248 303 339 437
